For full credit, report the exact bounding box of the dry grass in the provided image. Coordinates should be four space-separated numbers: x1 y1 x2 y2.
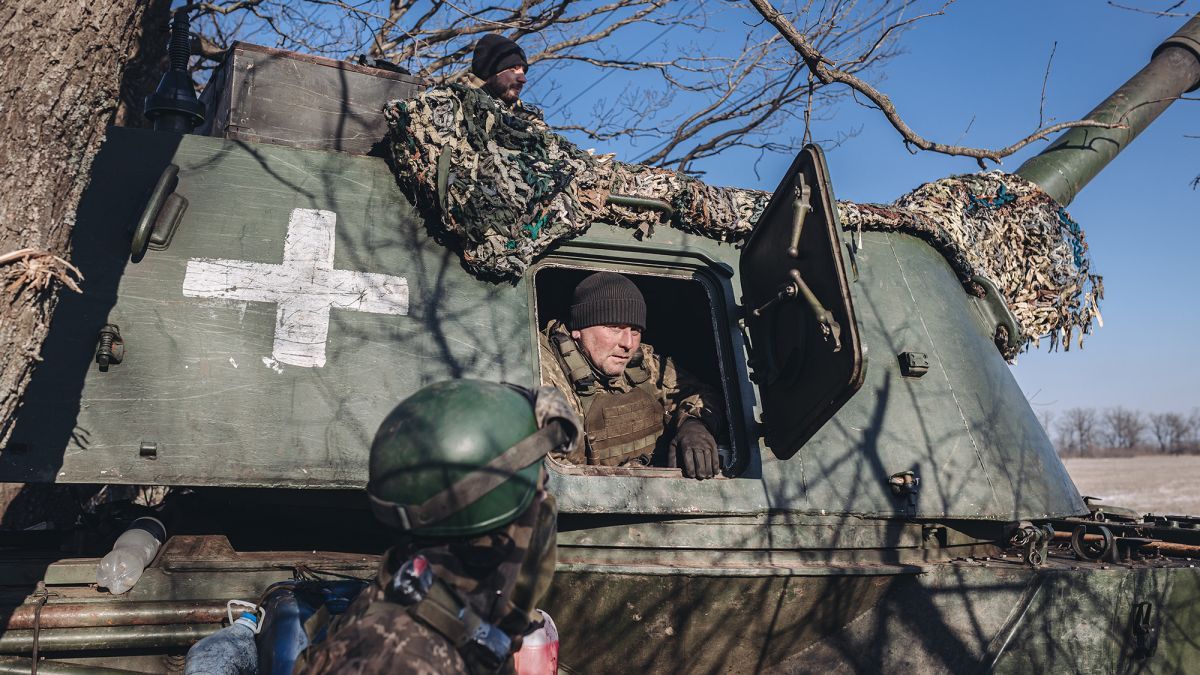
1063 455 1200 516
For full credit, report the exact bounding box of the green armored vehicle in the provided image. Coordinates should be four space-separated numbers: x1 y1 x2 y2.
2 12 1200 674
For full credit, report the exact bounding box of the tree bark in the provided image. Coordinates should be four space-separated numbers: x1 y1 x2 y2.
0 1 168 446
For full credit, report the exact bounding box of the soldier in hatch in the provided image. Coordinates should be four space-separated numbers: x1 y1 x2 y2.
296 379 579 674
472 34 543 121
540 271 725 480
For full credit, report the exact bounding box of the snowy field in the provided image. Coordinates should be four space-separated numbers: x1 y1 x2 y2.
1063 455 1200 516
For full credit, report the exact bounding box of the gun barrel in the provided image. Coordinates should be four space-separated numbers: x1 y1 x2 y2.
1016 15 1200 206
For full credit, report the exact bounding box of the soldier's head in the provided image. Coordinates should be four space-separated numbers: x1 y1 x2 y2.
367 379 580 624
367 379 578 540
472 34 529 105
568 272 647 377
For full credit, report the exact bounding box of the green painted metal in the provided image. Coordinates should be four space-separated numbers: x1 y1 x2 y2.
2 600 225 630
1016 15 1200 206
542 562 1200 673
739 145 865 461
5 125 1082 522
0 624 217 654
0 657 132 674
6 127 530 489
605 194 674 216
2 20 1198 670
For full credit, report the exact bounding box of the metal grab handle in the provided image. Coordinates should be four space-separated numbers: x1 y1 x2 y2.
131 163 179 260
436 145 451 211
751 269 843 352
751 280 797 317
606 193 674 217
787 173 812 258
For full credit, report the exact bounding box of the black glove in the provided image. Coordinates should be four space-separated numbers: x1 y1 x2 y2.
668 418 719 480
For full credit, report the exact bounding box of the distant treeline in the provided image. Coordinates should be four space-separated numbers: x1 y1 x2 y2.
1040 407 1200 458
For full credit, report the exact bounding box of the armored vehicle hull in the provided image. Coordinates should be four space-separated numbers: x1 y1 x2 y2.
3 15 1200 674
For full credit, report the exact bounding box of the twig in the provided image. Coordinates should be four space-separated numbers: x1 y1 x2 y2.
1 248 84 295
1106 0 1192 17
954 114 975 145
840 0 957 69
1039 41 1057 129
803 71 814 146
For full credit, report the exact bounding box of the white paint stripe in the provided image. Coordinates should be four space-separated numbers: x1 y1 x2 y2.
182 208 409 369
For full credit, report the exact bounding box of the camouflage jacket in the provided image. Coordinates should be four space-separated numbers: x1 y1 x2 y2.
296 492 557 675
538 320 724 465
294 552 471 675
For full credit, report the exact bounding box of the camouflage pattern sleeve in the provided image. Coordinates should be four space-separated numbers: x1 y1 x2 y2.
294 583 468 675
537 331 587 465
643 345 725 434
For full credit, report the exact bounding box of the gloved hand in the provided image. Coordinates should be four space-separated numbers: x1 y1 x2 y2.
667 418 720 480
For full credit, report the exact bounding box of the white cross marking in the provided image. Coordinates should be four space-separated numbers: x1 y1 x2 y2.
182 208 409 368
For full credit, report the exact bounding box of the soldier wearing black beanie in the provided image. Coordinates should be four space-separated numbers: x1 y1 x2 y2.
568 271 647 332
472 34 530 105
538 271 725 480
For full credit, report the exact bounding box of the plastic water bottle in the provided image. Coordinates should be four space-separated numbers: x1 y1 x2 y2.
95 517 165 594
513 609 558 675
185 610 260 675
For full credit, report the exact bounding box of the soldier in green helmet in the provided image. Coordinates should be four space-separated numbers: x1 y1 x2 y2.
540 271 725 479
296 379 580 675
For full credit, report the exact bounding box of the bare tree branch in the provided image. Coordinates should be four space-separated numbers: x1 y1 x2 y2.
748 0 1128 168
188 0 917 173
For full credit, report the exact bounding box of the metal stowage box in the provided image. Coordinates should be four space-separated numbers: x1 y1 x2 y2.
197 42 424 156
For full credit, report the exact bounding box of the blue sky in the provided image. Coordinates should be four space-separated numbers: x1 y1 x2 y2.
529 1 1198 417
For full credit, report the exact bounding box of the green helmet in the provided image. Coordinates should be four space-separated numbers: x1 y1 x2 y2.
367 379 575 538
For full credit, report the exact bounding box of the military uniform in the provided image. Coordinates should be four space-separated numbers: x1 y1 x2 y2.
539 320 723 468
296 491 557 675
296 590 466 674
295 378 574 675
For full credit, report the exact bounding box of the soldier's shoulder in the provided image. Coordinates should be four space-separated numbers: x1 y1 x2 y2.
639 341 661 360
517 101 545 119
299 601 467 675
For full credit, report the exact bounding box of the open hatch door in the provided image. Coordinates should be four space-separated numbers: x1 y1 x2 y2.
739 145 863 460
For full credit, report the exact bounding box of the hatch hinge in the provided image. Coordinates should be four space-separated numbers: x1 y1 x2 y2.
1009 521 1054 567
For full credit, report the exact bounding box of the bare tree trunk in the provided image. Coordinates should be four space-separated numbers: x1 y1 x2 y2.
0 1 169 446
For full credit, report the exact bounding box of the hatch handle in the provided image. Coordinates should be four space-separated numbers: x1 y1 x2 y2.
787 172 812 258
131 163 179 261
752 269 842 352
606 194 674 217
1131 601 1159 659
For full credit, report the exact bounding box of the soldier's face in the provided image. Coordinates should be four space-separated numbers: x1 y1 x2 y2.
572 324 642 376
485 65 527 104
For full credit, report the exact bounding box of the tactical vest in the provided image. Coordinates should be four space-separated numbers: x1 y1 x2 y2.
373 555 515 675
550 333 666 466
388 492 555 674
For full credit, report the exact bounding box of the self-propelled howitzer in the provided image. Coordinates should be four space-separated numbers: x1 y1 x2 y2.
1 14 1199 675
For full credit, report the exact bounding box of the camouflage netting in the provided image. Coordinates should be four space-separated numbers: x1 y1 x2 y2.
837 172 1103 358
384 85 769 277
385 86 1099 358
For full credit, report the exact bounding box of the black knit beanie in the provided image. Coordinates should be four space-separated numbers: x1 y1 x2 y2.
569 272 646 331
471 34 529 81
